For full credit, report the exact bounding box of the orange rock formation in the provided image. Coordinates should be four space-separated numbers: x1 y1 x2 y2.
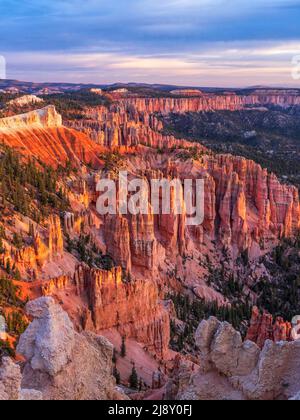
246 306 292 348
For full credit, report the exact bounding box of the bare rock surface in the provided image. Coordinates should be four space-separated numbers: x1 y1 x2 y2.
167 319 300 400
17 297 75 376
0 357 22 400
17 297 126 400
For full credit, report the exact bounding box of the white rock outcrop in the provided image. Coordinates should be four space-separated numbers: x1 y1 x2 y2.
167 317 300 400
8 95 44 107
17 297 75 376
16 297 126 400
0 105 62 130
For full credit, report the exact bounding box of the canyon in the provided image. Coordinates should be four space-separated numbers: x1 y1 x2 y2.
0 87 300 400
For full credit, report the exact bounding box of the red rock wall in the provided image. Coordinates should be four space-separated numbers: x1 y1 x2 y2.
73 265 170 356
121 93 300 114
0 126 104 168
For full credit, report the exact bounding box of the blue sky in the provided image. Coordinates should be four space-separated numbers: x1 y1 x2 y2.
1 0 300 86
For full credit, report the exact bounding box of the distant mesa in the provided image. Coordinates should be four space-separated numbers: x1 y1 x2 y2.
170 89 203 97
90 88 103 95
4 87 20 94
112 88 128 93
109 88 129 97
252 89 300 95
8 94 44 107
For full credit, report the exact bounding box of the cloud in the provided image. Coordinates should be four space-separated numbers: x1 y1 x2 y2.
3 40 299 87
0 0 300 85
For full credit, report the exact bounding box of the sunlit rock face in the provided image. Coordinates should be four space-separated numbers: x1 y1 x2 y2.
0 106 62 129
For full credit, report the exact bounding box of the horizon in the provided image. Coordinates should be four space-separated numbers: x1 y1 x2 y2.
1 0 300 87
1 77 300 91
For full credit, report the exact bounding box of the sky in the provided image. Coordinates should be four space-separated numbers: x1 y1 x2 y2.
1 0 300 87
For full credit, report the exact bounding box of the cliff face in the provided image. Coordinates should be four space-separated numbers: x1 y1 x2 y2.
67 105 201 150
41 265 170 357
1 215 65 279
120 92 300 114
96 151 300 269
0 126 103 168
48 215 64 259
208 154 300 246
8 95 44 108
74 265 170 357
0 106 105 168
63 97 300 257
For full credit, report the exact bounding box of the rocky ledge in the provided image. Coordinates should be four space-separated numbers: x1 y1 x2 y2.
0 297 127 400
166 317 300 400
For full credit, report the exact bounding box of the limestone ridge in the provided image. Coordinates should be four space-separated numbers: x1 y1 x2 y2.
8 95 44 107
0 105 62 130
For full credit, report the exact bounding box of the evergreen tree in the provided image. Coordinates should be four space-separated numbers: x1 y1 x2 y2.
113 366 121 385
129 366 139 389
121 336 126 358
112 348 118 364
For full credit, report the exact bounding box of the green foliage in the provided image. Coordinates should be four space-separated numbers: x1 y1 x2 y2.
121 336 126 358
103 151 125 173
41 90 112 120
129 366 139 389
161 108 300 189
206 266 245 302
113 366 121 385
0 147 70 221
0 339 15 358
176 146 206 162
251 234 300 321
167 292 252 352
5 311 28 336
66 234 115 270
0 277 22 306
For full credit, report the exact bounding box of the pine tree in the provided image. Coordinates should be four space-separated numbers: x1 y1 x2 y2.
129 366 138 389
121 336 126 358
0 238 5 254
112 348 117 364
139 378 143 392
5 260 11 275
113 366 121 385
29 222 35 238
